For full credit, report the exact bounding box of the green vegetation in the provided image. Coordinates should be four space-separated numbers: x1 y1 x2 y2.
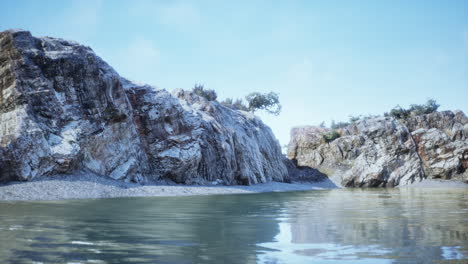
384 99 439 119
348 114 380 123
318 99 439 143
191 83 281 115
192 84 438 120
321 99 440 129
221 98 249 111
322 115 380 130
192 84 217 101
222 92 282 115
322 130 341 143
245 92 281 115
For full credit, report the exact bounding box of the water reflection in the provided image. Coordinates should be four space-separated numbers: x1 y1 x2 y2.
259 188 468 263
0 188 467 263
259 222 394 264
0 194 284 263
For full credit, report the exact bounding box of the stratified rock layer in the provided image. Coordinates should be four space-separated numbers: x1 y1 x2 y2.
0 30 287 184
288 111 468 187
405 111 468 182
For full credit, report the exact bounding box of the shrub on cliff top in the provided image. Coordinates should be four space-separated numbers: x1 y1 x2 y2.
221 98 249 111
192 84 282 116
322 130 341 143
348 114 380 123
409 99 439 115
192 84 217 101
245 92 282 115
385 99 439 119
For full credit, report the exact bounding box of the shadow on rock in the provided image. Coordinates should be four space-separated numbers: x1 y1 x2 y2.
283 158 338 188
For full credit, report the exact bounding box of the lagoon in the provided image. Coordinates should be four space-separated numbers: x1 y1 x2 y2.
0 188 467 263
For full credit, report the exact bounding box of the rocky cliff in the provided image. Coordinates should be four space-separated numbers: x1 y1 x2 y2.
0 30 288 184
287 111 468 187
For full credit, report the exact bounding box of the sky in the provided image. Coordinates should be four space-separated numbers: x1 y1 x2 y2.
1 0 467 145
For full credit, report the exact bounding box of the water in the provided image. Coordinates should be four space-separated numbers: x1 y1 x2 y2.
0 188 467 264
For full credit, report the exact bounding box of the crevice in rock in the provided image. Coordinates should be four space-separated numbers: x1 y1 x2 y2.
398 119 427 180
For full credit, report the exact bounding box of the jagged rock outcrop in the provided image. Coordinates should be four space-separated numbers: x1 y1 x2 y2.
0 30 150 183
288 111 468 187
405 111 468 182
0 29 288 185
126 84 287 185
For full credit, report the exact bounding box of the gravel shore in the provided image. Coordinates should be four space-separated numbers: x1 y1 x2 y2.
1 174 465 201
0 173 339 201
398 179 468 188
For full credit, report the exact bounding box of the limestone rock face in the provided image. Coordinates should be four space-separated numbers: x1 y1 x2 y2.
405 111 468 182
288 111 468 187
125 85 287 185
0 30 150 183
0 30 288 184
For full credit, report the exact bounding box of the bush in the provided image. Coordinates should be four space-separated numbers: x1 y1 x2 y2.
409 99 439 115
348 114 380 123
221 98 249 111
245 92 281 115
190 84 282 116
322 130 341 143
192 84 217 101
386 105 410 119
386 99 439 119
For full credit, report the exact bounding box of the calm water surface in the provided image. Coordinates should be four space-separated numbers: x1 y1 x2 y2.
0 188 467 264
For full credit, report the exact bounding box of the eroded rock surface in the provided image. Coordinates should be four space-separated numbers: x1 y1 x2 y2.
288 111 468 187
0 30 287 185
405 111 468 182
126 85 287 185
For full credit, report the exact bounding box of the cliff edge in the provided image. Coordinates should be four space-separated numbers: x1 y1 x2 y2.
0 30 288 185
287 111 468 187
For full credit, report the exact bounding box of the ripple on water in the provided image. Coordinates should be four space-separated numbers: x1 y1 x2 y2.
0 188 467 263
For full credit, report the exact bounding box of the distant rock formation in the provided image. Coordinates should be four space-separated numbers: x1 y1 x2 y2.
288 111 468 187
0 29 288 184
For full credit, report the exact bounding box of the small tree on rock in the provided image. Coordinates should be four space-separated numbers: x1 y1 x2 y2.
245 92 281 115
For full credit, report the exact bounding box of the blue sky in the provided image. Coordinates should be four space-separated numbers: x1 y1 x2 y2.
1 0 467 145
